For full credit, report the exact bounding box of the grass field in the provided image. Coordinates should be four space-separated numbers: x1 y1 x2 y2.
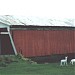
0 56 75 75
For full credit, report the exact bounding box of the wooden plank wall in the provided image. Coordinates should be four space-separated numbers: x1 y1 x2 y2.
0 28 14 55
12 30 75 57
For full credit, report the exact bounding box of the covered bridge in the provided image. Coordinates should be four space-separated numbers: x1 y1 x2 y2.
0 16 75 62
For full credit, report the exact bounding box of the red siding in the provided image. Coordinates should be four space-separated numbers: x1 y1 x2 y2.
12 30 75 57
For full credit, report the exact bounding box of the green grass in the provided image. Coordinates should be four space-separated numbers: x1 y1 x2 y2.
0 59 75 75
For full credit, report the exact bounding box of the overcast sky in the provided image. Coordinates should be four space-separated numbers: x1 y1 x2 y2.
0 0 75 19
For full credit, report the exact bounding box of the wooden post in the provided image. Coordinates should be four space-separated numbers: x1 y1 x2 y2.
8 32 17 55
7 27 17 55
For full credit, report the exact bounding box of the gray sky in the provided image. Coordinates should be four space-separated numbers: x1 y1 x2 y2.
0 0 75 19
